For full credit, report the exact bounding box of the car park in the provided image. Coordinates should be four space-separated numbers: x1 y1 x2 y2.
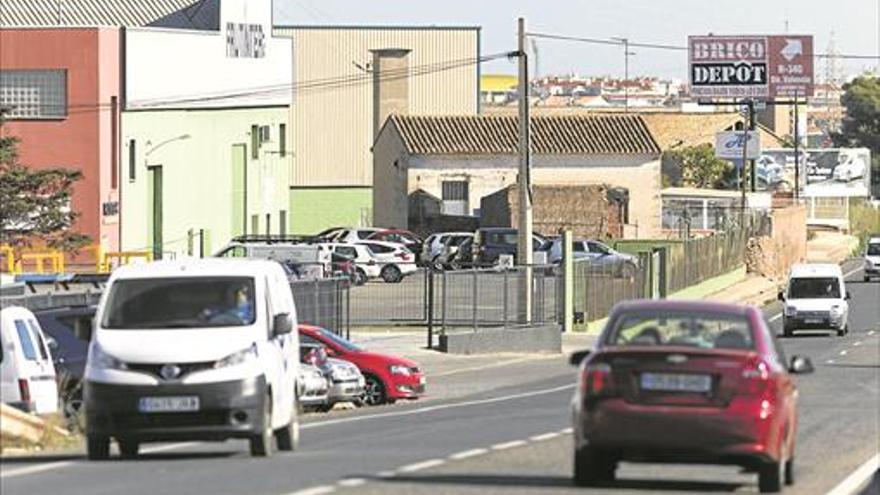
299 325 425 406
569 299 813 493
1 306 59 415
434 233 474 270
864 235 880 281
547 238 639 275
779 263 850 337
472 228 548 266
356 240 418 283
296 362 330 412
83 258 300 459
366 229 423 263
301 343 364 411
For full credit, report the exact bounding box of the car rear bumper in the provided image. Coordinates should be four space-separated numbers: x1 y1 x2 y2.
576 400 778 463
84 377 266 442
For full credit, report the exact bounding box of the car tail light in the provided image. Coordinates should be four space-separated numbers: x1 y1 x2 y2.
581 363 614 397
741 357 775 417
18 378 30 403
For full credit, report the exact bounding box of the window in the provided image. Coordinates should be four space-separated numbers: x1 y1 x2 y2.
279 123 287 157
251 214 259 235
14 320 38 360
279 210 287 235
251 125 260 159
128 139 136 182
0 69 67 118
336 246 357 258
218 246 248 258
28 321 49 361
441 180 469 216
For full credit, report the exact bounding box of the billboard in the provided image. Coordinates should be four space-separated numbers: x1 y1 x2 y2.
758 148 871 197
689 35 814 99
716 131 761 159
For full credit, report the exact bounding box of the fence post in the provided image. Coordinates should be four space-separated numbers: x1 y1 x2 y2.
345 280 351 340
472 267 478 332
563 231 573 333
427 270 434 349
503 268 509 329
313 279 320 329
441 270 447 336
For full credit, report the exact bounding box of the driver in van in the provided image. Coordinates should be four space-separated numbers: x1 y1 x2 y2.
199 284 253 324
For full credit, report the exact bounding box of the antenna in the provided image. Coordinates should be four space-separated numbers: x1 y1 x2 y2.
530 38 540 81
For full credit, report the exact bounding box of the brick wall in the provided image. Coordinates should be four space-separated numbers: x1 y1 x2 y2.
745 205 807 280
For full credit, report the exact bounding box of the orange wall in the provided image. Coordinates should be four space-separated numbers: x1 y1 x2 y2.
0 28 120 255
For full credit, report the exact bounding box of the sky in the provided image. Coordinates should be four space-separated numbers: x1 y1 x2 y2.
274 0 880 81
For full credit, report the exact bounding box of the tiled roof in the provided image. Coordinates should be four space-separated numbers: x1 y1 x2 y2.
640 112 788 150
0 0 203 28
387 114 661 156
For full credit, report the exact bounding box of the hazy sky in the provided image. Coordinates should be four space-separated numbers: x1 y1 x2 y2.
274 0 880 81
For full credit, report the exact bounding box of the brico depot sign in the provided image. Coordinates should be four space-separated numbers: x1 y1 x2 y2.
689 35 813 99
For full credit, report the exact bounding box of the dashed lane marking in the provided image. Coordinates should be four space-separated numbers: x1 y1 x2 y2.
337 478 366 488
396 459 446 473
287 486 336 495
448 448 489 461
491 440 528 451
530 432 561 442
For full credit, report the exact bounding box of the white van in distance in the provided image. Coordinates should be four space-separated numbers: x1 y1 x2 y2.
864 235 880 282
84 259 299 459
779 263 850 337
0 306 59 414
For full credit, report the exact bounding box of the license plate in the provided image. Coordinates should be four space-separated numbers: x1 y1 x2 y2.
138 396 200 413
640 373 712 393
804 318 822 324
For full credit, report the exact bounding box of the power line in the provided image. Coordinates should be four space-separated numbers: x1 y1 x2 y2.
527 31 880 60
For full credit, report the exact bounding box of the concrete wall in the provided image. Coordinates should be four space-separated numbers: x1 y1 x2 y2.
746 205 808 280
0 28 120 255
121 106 290 257
289 187 373 234
438 324 562 354
126 0 291 109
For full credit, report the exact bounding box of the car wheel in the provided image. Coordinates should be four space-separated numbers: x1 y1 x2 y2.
381 265 402 283
758 459 784 493
249 395 273 457
359 374 387 406
118 439 139 459
573 446 614 486
866 275 871 282
784 457 795 485
87 435 110 460
837 325 848 337
274 412 299 452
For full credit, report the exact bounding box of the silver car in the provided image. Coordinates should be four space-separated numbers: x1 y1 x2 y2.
548 238 639 276
301 344 365 411
297 363 330 412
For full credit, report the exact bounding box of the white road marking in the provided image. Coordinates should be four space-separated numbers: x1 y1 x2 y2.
337 478 366 488
287 486 336 495
826 360 835 364
852 341 862 347
491 440 528 451
868 330 876 336
768 313 783 322
529 432 560 442
448 448 489 461
302 383 575 430
559 427 574 434
840 350 848 356
375 470 396 479
842 266 861 279
0 441 197 479
396 459 445 473
825 453 880 495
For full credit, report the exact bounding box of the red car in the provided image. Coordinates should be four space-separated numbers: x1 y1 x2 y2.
570 300 814 493
298 325 425 405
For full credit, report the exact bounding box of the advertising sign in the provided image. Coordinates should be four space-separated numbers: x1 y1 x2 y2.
716 131 761 159
689 35 814 99
758 148 871 197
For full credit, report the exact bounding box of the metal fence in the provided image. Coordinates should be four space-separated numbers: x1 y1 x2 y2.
666 228 748 294
349 268 430 325
290 278 350 338
572 260 648 328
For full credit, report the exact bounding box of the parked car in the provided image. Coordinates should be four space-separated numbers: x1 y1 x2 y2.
299 325 425 406
300 343 364 411
1 306 59 415
367 229 423 263
864 235 880 282
356 240 418 283
547 238 639 276
215 236 329 281
325 243 382 284
472 228 548 266
84 258 300 459
569 299 813 492
435 233 475 270
833 153 867 182
779 263 850 337
296 363 330 412
448 236 475 269
322 227 383 244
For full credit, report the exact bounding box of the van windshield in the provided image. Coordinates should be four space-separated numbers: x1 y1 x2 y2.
101 277 256 329
789 277 840 299
868 243 880 256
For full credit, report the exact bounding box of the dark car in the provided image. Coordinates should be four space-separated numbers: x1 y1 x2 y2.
472 228 548 266
569 299 813 492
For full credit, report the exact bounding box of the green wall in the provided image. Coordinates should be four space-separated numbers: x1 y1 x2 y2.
289 188 372 234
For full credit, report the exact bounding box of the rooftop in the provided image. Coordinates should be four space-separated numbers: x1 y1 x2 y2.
384 114 661 156
0 0 210 29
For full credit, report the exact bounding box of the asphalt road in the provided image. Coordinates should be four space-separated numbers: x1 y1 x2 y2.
1 261 877 495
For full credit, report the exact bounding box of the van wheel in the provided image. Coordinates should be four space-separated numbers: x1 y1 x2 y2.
118 439 140 459
381 265 402 283
249 395 273 457
87 435 110 460
274 412 299 452
837 325 848 337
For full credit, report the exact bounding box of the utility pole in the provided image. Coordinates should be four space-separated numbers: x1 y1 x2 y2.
517 17 533 324
740 100 748 224
748 100 756 192
612 37 635 112
794 91 800 200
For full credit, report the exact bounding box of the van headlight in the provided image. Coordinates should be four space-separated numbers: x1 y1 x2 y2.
830 305 844 316
389 364 412 376
90 343 128 371
214 344 258 369
784 305 797 317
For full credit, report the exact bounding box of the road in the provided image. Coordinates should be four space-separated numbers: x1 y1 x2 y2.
1 261 877 495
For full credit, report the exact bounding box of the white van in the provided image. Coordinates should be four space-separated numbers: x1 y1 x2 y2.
83 258 299 459
0 306 59 414
780 263 850 337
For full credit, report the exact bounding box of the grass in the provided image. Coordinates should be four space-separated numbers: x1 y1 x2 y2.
0 413 82 454
849 199 880 255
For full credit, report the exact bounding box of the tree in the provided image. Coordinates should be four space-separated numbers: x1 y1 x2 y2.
664 143 734 189
0 110 90 251
833 76 880 195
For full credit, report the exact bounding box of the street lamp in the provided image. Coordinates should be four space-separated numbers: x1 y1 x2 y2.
611 37 636 113
145 134 191 157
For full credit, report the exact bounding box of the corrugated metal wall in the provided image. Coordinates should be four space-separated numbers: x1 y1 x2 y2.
274 27 479 187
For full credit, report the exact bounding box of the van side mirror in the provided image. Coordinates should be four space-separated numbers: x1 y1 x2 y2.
46 336 59 351
273 313 293 336
569 349 591 366
777 291 785 302
74 317 93 342
845 292 851 300
789 355 814 374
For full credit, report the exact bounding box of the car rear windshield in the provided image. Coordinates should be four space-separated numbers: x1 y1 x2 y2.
101 277 256 329
868 243 880 256
789 277 840 299
605 311 755 351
